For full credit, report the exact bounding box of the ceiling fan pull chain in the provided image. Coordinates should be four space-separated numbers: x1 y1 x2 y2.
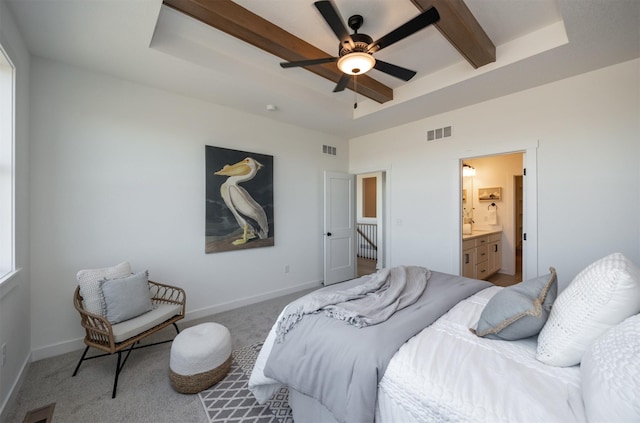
354 75 358 109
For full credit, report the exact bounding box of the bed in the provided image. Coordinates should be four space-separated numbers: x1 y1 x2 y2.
249 253 640 423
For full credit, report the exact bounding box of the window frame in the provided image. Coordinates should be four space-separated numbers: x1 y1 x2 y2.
0 42 16 283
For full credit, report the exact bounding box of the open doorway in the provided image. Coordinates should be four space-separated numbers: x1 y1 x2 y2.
356 172 385 276
461 153 523 286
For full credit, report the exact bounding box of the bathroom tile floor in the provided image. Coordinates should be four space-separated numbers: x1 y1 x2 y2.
488 272 522 287
488 248 523 287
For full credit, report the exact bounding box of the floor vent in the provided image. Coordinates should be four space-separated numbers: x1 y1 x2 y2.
427 125 453 141
322 145 337 155
23 403 55 423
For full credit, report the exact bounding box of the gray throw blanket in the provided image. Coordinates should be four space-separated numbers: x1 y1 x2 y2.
275 266 430 342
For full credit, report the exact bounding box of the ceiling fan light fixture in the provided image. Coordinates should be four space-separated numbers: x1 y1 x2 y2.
337 52 376 75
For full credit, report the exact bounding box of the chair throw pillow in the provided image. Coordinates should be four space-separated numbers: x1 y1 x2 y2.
536 252 640 367
581 313 640 422
77 261 132 316
470 267 557 340
101 270 153 324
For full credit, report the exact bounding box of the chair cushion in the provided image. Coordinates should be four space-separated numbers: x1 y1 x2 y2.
537 252 640 367
77 261 132 316
112 303 183 343
471 268 557 340
101 271 153 324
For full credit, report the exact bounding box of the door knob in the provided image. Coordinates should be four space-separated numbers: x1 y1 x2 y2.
326 232 332 236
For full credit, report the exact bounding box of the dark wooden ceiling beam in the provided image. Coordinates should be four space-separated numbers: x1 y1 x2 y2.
411 0 495 68
162 0 393 103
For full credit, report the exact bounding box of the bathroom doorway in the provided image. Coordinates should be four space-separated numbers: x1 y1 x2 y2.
461 153 524 286
356 172 385 276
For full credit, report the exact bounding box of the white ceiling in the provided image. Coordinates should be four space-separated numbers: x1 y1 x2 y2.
6 0 640 139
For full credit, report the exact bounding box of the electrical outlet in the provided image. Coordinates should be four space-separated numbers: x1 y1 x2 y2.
1 343 6 367
284 264 290 273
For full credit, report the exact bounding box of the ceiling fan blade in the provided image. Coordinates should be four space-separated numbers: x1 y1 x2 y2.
280 57 338 68
314 0 355 49
333 73 351 92
368 7 440 53
373 60 417 81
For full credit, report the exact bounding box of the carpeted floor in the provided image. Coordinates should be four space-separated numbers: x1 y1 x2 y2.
199 343 292 423
5 287 315 422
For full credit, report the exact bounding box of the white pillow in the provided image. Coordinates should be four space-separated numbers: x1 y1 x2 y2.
77 261 132 316
581 313 640 422
536 253 640 367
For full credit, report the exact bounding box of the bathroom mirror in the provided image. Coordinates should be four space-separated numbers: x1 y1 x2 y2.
462 175 473 222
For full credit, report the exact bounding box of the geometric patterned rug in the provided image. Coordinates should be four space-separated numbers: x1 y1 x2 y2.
198 343 293 423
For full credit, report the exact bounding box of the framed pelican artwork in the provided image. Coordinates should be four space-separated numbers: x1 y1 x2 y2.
205 146 274 253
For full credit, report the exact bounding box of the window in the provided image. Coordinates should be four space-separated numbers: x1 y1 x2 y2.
0 44 15 280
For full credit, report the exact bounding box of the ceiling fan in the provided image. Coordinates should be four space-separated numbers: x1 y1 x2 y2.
280 0 440 93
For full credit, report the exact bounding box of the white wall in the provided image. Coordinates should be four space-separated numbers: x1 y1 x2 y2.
350 59 640 289
28 57 348 359
0 0 31 419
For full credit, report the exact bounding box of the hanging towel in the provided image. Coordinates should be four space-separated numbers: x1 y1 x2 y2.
488 209 498 225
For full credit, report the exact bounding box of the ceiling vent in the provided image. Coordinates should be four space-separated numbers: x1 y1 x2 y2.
323 145 337 156
427 125 452 141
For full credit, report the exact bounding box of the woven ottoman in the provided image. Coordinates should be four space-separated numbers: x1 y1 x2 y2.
169 322 232 394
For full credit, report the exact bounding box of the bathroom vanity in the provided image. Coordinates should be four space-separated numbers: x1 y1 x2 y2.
462 230 502 280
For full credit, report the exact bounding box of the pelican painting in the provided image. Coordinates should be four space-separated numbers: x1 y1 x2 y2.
215 158 269 245
205 146 274 253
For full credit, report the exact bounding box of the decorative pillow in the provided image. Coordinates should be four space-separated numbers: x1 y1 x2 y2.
581 313 640 422
470 268 557 340
77 261 132 316
100 271 153 324
536 252 640 367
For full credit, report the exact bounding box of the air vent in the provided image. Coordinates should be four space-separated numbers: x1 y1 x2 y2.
427 125 453 141
322 145 337 156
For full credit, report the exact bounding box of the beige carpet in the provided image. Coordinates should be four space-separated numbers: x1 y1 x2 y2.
5 288 316 422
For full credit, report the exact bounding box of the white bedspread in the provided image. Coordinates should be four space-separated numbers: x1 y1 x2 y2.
378 286 587 423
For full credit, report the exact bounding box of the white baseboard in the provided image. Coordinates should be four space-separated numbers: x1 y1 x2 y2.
184 279 322 322
30 280 322 362
31 338 86 362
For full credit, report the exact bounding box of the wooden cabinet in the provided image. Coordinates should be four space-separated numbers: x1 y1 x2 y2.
462 239 475 279
461 231 501 280
476 244 489 279
487 233 502 276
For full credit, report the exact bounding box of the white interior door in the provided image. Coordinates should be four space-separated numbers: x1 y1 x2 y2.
324 171 356 285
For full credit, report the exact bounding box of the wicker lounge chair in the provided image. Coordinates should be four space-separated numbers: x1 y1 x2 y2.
72 278 186 398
